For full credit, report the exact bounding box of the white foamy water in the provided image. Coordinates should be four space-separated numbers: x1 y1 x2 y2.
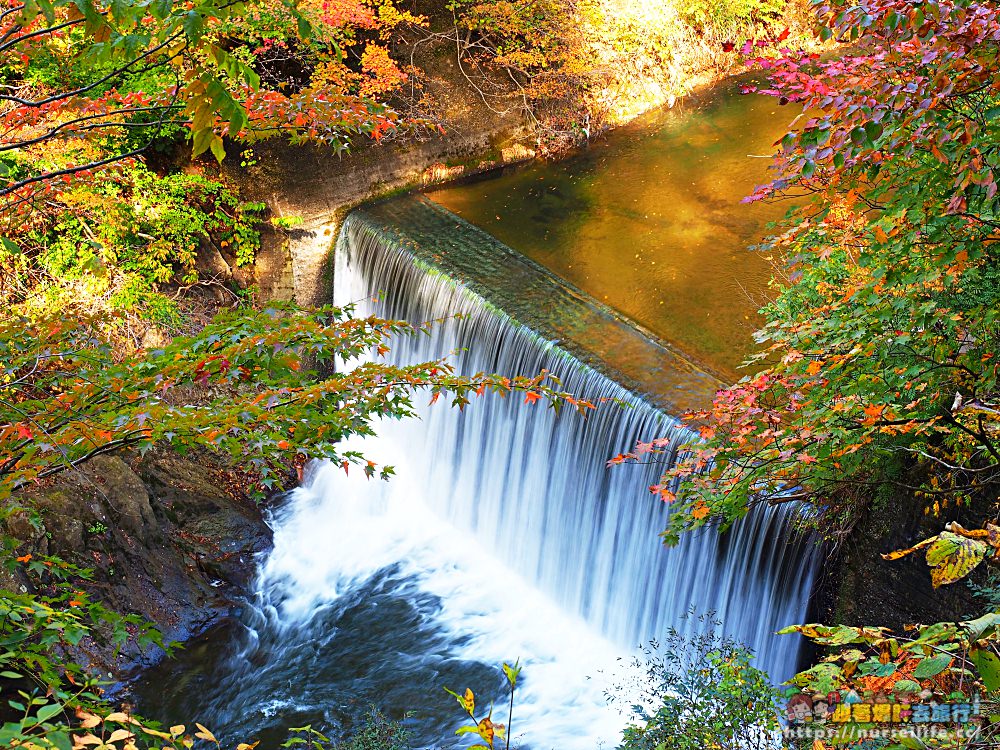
329 209 817 682
259 455 631 749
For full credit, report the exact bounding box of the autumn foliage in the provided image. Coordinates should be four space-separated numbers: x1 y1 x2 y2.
607 5 1000 741
613 0 1000 552
447 0 811 148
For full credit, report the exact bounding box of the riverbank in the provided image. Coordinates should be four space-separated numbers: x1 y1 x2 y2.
3 448 273 686
228 4 823 307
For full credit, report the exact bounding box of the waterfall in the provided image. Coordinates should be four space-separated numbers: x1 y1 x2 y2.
322 200 816 678
135 198 817 750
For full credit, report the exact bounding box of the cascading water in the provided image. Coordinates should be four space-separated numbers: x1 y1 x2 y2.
134 198 817 750
326 203 817 665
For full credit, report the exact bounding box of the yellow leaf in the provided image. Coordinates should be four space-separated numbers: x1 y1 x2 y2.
72 734 103 748
462 688 475 714
477 718 495 744
194 723 217 743
926 531 988 587
107 730 134 743
169 725 185 737
800 625 825 638
76 711 101 729
881 535 937 561
104 713 130 724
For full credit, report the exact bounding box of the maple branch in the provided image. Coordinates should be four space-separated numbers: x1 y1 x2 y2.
31 429 151 482
941 410 1000 464
0 5 25 27
0 146 144 197
0 81 181 200
0 17 84 56
0 105 186 152
0 32 185 108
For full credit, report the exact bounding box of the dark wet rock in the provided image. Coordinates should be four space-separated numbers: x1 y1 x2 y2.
7 447 273 687
812 482 992 632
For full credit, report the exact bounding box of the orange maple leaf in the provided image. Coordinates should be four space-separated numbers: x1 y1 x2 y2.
862 404 886 423
650 484 676 503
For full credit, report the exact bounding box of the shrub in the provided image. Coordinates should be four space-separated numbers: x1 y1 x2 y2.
608 614 781 750
280 708 410 750
4 165 264 331
678 0 787 37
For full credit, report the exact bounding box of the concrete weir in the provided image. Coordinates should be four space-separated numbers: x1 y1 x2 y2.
345 194 723 415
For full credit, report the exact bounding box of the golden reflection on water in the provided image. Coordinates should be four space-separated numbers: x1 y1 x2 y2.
428 77 798 381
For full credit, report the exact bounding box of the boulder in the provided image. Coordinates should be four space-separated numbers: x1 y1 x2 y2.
6 446 273 687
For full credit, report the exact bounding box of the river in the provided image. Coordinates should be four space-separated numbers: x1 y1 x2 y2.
428 75 793 380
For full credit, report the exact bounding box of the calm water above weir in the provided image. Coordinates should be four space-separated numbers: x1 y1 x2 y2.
429 76 794 380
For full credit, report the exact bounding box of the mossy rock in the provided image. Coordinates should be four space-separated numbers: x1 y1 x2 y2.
138 453 232 519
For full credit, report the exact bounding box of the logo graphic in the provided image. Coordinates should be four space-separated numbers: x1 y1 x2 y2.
783 687 982 745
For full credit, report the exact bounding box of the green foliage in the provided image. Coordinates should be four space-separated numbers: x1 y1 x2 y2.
678 0 787 36
4 164 263 328
780 615 1000 750
0 543 174 750
970 568 1000 613
5 162 259 419
272 215 305 230
282 708 410 750
334 708 410 750
607 615 781 750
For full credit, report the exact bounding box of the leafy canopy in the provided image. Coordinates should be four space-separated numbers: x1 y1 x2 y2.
1 303 590 505
613 0 1000 548
0 0 421 213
